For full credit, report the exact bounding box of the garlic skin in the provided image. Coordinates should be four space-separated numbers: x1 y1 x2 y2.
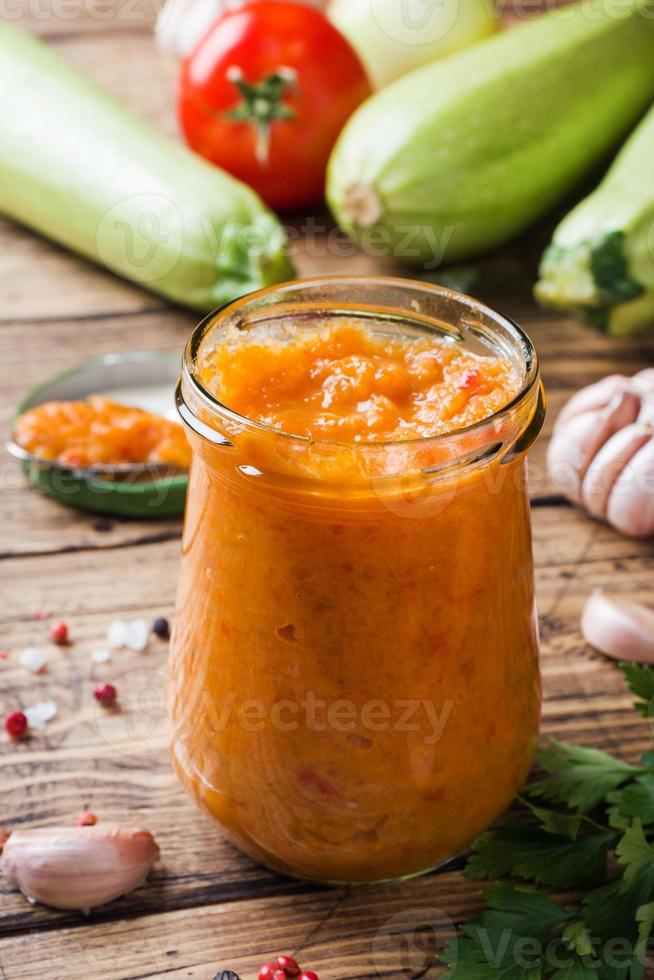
547 369 654 537
156 0 328 59
1 826 159 911
582 590 654 663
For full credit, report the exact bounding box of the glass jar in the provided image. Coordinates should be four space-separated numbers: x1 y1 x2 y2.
169 276 545 884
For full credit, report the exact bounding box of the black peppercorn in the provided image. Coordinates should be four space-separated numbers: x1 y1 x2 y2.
213 973 240 980
152 616 170 640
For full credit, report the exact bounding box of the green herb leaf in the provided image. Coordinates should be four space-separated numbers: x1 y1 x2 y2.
521 799 605 840
608 773 654 831
562 923 595 958
441 885 573 980
550 962 599 980
619 663 654 718
528 741 640 813
440 936 543 980
635 901 654 961
467 822 614 889
580 823 654 980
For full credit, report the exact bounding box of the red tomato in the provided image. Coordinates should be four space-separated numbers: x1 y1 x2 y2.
177 1 372 211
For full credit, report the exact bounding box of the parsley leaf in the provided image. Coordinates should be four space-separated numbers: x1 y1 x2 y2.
447 664 654 980
467 822 614 889
528 741 640 813
607 773 654 831
580 823 654 980
635 901 654 962
620 663 654 718
521 799 589 839
441 885 573 980
550 963 599 980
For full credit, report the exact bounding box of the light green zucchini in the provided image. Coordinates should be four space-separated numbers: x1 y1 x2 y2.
327 0 654 268
536 103 654 335
0 23 293 311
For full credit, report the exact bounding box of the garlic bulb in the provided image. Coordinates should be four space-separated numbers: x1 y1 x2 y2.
582 590 654 663
547 369 654 537
1 825 159 911
156 0 328 59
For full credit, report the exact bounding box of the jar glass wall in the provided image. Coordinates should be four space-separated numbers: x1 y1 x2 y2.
169 276 544 883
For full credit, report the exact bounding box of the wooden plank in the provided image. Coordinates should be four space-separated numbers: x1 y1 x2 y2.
0 876 481 979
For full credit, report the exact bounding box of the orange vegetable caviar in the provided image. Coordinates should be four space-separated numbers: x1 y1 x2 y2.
170 279 544 883
15 396 191 469
199 321 521 442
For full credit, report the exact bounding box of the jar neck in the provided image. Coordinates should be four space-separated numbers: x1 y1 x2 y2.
177 275 543 488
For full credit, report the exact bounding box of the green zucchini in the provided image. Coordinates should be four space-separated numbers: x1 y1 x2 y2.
536 104 654 335
326 0 654 268
0 23 293 311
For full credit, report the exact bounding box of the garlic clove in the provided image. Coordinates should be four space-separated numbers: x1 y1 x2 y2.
547 392 641 503
156 0 223 59
581 589 654 662
554 374 631 431
607 435 654 538
581 423 652 520
155 0 328 59
638 395 654 428
1 825 160 911
548 410 599 502
632 368 654 395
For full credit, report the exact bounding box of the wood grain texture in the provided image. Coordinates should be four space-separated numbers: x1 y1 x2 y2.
1 1 654 978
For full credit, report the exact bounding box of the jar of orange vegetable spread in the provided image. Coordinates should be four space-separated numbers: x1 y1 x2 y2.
170 277 545 883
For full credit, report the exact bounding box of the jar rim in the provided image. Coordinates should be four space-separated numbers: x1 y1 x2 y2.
181 275 541 452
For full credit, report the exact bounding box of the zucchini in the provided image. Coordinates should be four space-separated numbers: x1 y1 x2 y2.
326 0 654 268
0 23 293 311
536 104 654 335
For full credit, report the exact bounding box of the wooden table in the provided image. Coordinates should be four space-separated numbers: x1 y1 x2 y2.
1 4 654 978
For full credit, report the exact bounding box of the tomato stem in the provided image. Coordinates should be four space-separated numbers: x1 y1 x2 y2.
226 65 297 165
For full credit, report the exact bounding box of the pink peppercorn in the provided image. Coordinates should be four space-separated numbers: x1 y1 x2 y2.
300 973 319 980
5 711 28 738
49 621 69 645
94 683 117 707
76 811 97 826
258 966 276 980
276 958 300 978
